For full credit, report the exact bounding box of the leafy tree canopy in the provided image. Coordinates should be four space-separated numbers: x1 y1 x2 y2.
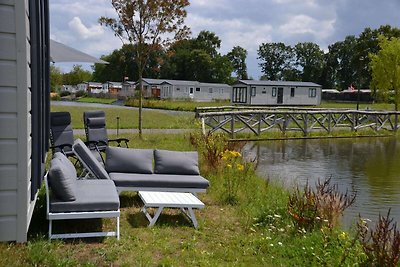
370 36 400 110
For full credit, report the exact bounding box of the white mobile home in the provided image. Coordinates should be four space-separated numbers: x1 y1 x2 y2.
103 81 122 96
160 79 199 100
142 78 163 98
0 0 49 242
194 82 231 101
120 81 136 98
232 80 321 105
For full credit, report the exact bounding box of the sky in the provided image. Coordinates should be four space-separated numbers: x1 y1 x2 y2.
50 0 400 79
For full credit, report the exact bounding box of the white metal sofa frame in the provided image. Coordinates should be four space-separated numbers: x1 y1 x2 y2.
72 139 207 194
44 173 120 240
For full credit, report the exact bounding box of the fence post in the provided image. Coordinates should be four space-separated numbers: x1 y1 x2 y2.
231 114 235 139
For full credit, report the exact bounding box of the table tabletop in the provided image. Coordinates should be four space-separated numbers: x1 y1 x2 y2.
138 191 204 208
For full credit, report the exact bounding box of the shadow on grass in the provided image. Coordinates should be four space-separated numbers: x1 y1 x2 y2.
127 209 193 229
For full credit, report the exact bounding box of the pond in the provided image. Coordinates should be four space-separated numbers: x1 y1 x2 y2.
243 137 400 227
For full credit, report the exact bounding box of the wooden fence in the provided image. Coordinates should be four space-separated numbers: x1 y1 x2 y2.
195 106 400 138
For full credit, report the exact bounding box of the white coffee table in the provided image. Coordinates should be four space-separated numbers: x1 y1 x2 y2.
138 191 205 228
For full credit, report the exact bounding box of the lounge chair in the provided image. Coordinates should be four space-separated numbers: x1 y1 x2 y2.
45 152 120 240
83 110 129 153
50 111 103 166
72 139 209 194
49 112 75 158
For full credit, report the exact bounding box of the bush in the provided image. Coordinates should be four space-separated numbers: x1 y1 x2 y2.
75 90 87 98
59 91 71 97
288 178 356 230
358 209 400 266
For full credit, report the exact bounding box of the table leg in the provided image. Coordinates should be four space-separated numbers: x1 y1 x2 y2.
180 207 199 229
141 206 164 227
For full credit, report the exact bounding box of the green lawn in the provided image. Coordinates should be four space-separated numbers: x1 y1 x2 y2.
319 101 396 110
0 132 366 266
125 98 231 112
51 105 197 129
77 97 117 104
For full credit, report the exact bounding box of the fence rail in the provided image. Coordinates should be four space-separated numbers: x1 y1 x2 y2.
195 107 400 138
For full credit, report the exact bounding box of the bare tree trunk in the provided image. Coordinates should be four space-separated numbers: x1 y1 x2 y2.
138 75 143 137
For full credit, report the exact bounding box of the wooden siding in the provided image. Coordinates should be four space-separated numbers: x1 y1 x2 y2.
0 0 33 242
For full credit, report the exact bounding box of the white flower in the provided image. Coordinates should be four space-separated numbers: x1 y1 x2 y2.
269 243 274 247
274 214 281 218
278 242 283 246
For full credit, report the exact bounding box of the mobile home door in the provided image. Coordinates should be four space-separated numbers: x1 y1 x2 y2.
277 88 284 104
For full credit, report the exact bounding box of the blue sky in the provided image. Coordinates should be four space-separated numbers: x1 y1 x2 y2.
50 0 400 79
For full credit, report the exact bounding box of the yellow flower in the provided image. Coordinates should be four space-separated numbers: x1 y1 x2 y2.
227 164 232 168
236 164 244 171
221 156 227 161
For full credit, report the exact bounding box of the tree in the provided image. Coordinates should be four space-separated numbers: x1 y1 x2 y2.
63 65 92 85
92 44 164 82
227 46 248 80
160 31 233 83
50 65 63 92
99 0 190 136
294 42 324 83
258 42 294 80
370 36 400 110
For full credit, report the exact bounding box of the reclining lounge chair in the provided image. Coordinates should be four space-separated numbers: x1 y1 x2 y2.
50 112 75 158
83 110 129 152
72 139 209 194
45 152 120 240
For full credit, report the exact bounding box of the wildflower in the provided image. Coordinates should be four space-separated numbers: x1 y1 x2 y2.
227 164 232 168
236 164 244 171
269 243 274 247
278 242 283 246
273 214 281 218
339 231 347 239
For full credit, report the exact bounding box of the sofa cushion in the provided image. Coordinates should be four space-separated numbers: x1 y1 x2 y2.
154 150 200 175
50 179 119 213
73 139 110 180
48 157 76 201
53 152 77 178
109 173 209 189
106 147 153 174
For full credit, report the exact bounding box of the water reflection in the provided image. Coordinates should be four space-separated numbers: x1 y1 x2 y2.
243 137 400 227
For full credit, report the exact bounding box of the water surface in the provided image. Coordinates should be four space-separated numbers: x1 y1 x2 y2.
243 137 400 227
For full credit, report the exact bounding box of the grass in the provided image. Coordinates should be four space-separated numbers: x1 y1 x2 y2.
0 132 367 266
77 97 117 104
125 98 231 111
51 105 197 130
319 101 396 110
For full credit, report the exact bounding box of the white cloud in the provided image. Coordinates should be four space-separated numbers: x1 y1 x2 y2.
279 14 334 40
68 17 104 40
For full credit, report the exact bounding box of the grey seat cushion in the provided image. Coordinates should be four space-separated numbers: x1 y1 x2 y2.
48 156 77 201
50 179 119 213
53 152 77 178
73 139 110 180
106 147 153 174
109 173 210 189
154 150 200 175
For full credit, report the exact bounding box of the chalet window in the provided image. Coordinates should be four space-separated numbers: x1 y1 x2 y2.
209 88 213 93
232 87 247 103
309 88 317 97
196 87 200 92
291 88 295 97
251 87 256 97
272 87 277 97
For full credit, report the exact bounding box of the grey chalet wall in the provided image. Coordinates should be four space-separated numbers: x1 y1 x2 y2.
0 0 49 242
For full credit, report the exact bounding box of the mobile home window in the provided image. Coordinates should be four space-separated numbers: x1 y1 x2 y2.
196 87 200 92
309 88 317 97
272 87 277 97
209 88 213 93
251 87 256 97
291 88 295 97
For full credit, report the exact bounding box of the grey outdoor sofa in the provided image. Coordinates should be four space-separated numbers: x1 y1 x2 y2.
72 139 210 193
45 152 120 240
